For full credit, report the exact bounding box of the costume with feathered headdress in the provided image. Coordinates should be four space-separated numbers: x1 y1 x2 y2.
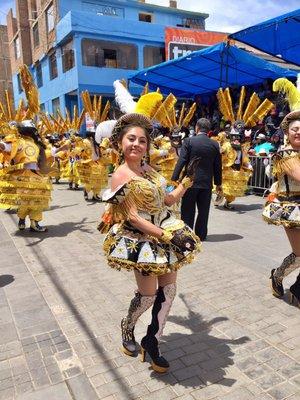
262 78 300 303
0 65 52 231
263 78 300 228
112 80 197 184
215 86 273 208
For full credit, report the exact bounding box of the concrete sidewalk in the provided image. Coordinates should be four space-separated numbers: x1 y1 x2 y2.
0 184 299 400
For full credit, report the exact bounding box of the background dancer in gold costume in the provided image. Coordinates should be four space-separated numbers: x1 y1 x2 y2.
215 86 273 209
0 66 52 232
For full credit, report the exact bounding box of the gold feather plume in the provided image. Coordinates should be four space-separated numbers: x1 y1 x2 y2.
245 99 274 127
242 93 260 123
134 92 163 118
81 91 110 124
217 88 234 123
178 103 185 127
273 78 300 111
0 91 26 124
152 93 177 127
224 88 234 122
236 86 246 120
182 103 197 127
19 64 40 118
140 83 149 96
169 106 177 127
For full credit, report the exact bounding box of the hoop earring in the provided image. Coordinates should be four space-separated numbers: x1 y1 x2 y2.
141 153 149 166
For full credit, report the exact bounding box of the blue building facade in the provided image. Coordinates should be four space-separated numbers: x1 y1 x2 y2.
11 0 208 117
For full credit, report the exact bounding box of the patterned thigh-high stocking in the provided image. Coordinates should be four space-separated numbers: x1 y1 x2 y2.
140 283 176 373
121 292 155 356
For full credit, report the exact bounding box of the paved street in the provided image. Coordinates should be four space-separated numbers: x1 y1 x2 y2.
0 184 299 400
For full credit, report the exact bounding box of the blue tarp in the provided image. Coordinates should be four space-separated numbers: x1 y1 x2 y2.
130 42 297 97
230 9 300 67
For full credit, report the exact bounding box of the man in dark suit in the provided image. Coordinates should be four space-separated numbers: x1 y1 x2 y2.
171 118 222 241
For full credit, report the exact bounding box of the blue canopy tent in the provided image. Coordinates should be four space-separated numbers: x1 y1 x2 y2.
130 42 297 98
229 9 300 67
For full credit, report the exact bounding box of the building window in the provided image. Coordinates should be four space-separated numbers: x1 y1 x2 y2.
36 63 43 88
32 23 39 48
14 36 21 59
17 73 23 93
143 46 165 68
62 40 75 72
40 103 45 112
139 13 152 23
46 3 55 33
49 52 58 80
52 97 60 116
81 39 138 70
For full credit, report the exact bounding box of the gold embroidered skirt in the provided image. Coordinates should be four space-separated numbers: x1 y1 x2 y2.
263 194 300 228
103 211 201 276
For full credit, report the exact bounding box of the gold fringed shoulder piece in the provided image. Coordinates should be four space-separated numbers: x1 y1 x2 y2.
272 153 300 176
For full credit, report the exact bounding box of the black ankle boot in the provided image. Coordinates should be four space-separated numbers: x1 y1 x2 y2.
68 182 73 190
84 190 88 201
30 221 48 232
140 330 169 373
270 269 284 298
92 194 102 202
18 218 26 230
140 284 176 373
289 274 300 307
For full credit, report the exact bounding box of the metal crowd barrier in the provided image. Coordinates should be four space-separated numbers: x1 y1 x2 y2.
248 155 274 193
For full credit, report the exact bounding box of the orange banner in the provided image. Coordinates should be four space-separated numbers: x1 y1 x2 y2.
165 27 227 60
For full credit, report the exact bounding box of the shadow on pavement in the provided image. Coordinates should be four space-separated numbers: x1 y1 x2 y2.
234 203 263 214
13 218 96 245
151 293 250 388
0 274 15 287
49 203 79 211
11 223 136 399
206 234 243 242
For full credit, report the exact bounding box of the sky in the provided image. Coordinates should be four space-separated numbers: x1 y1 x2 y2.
0 0 298 32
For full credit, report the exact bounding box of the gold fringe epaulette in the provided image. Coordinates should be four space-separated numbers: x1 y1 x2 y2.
272 152 300 176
